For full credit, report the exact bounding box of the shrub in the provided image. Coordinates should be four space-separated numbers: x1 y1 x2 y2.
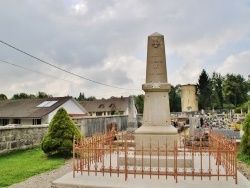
235 103 249 113
234 107 241 114
234 124 241 131
41 108 81 157
240 113 250 155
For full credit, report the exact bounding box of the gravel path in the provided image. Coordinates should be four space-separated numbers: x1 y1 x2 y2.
238 161 250 181
7 159 73 188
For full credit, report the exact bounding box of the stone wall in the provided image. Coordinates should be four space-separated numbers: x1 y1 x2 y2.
0 115 133 155
0 125 49 155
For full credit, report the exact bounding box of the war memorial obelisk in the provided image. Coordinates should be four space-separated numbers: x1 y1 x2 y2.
135 32 178 149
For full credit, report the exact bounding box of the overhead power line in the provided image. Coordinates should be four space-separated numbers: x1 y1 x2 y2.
0 59 140 97
0 40 140 91
0 59 77 84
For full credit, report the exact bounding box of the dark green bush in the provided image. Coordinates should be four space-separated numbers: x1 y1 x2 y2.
240 113 250 156
41 107 81 157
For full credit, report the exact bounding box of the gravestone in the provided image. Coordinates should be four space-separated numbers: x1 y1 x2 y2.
135 32 178 151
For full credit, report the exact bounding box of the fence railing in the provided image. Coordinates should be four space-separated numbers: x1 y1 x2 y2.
73 130 237 184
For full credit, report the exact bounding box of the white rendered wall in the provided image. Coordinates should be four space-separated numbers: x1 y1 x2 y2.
47 99 87 123
181 85 198 112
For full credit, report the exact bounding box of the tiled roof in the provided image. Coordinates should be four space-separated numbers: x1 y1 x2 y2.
0 97 72 118
79 97 129 113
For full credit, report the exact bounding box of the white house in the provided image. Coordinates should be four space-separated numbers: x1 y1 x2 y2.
0 96 88 126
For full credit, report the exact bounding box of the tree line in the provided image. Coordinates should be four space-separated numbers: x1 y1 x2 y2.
0 91 96 101
134 69 250 114
0 92 53 100
197 70 249 112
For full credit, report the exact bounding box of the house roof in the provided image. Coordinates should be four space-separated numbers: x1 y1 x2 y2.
79 97 129 113
0 97 81 119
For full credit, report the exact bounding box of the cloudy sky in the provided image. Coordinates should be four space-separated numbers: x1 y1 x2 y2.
0 0 250 99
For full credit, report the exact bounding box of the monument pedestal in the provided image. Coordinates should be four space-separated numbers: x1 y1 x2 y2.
135 126 178 155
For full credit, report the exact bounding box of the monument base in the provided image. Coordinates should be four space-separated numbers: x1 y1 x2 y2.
118 154 193 168
135 125 178 155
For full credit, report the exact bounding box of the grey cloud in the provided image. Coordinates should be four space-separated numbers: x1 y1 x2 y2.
0 0 250 98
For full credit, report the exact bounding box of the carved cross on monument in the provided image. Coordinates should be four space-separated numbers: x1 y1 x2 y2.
135 32 178 150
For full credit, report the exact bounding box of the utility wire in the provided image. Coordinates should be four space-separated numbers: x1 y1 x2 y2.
0 40 140 91
0 59 141 98
0 59 77 84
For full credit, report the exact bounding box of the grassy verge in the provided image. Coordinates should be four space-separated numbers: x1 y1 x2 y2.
237 150 250 166
0 148 66 187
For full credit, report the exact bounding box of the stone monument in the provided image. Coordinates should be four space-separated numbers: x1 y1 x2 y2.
135 32 178 150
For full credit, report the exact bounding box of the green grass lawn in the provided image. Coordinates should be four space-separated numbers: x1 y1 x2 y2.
0 148 66 187
237 150 250 166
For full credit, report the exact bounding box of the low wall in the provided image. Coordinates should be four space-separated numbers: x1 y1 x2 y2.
75 115 129 137
0 125 49 155
0 115 131 155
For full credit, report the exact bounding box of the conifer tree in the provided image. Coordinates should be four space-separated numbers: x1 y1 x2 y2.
41 108 81 157
197 69 212 110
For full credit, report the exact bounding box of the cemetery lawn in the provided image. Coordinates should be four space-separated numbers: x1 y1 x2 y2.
238 151 250 165
237 150 250 180
0 148 66 187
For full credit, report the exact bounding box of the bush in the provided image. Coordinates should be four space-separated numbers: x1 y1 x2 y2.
240 113 250 156
41 108 81 157
234 108 241 113
235 102 249 113
234 123 241 131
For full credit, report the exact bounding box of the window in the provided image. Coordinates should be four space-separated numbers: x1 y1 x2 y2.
96 112 103 116
99 104 105 108
33 119 41 125
109 104 115 108
37 101 58 107
13 119 21 124
2 119 9 126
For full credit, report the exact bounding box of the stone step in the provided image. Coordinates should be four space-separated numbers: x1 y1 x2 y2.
118 155 193 168
114 140 135 147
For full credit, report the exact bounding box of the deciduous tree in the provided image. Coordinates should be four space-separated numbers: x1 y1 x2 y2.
211 72 224 109
77 92 96 101
169 85 181 112
134 94 144 114
0 94 7 100
11 92 53 99
11 93 30 99
37 91 52 98
223 74 249 107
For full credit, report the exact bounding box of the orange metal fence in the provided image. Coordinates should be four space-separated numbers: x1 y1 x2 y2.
73 130 237 184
